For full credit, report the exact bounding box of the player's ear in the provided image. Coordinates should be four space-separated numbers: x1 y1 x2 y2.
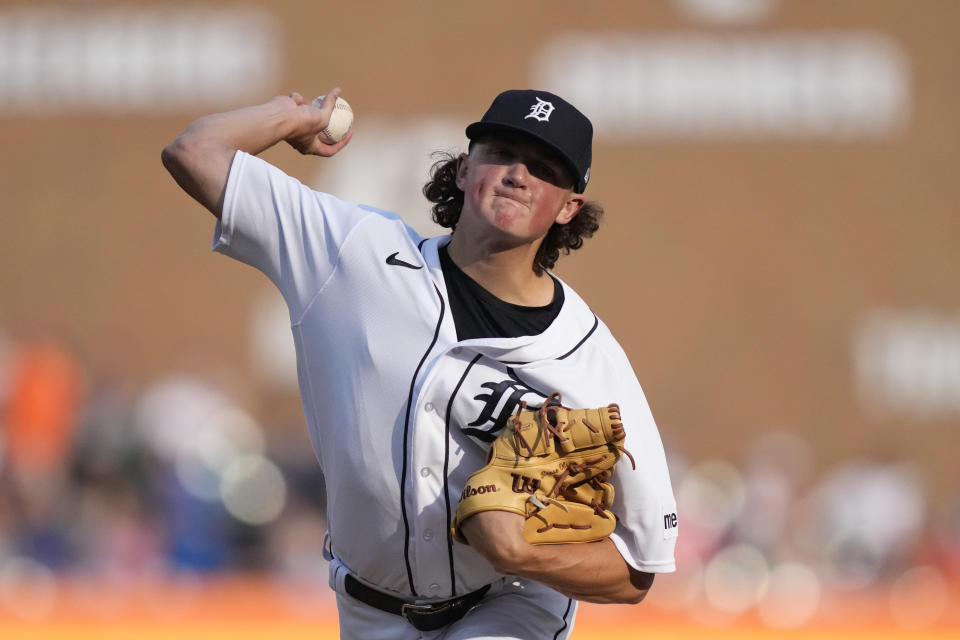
455 153 469 190
555 195 584 225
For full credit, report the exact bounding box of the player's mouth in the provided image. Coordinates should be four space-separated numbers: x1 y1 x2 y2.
492 191 528 207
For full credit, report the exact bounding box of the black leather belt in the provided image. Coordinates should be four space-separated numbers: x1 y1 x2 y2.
344 574 491 631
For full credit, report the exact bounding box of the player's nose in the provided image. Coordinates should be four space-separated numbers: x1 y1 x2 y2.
502 161 530 188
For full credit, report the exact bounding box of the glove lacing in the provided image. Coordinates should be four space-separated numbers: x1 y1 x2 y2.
510 393 638 531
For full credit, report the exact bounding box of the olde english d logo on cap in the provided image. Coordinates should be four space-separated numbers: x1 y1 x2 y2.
524 97 555 122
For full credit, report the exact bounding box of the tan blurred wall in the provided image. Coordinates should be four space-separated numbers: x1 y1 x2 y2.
1 1 957 495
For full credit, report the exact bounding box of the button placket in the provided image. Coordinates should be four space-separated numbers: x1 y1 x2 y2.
409 350 465 596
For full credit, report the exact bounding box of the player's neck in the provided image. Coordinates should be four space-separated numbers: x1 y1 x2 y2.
446 236 554 307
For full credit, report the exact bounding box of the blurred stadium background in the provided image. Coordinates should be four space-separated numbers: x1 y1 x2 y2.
1 0 958 637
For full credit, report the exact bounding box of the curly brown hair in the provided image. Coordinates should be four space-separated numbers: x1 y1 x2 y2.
422 151 603 276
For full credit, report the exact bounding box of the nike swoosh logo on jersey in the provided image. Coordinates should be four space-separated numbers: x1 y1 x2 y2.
386 252 423 270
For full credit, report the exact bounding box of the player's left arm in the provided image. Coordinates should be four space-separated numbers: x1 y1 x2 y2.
460 511 654 604
460 352 674 604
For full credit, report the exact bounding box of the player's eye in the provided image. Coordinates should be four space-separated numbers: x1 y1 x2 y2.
533 163 556 181
528 160 560 183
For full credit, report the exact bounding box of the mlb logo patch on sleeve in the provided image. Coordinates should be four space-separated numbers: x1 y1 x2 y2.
663 511 678 539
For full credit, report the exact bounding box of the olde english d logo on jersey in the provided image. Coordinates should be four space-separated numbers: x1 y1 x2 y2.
460 368 547 443
525 97 555 122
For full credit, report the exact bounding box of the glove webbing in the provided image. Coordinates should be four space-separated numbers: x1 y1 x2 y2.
510 393 638 533
510 393 638 470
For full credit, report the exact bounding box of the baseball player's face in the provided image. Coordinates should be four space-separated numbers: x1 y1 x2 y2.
456 136 584 246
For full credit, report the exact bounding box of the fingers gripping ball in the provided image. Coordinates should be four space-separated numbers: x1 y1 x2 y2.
453 393 637 545
311 95 354 143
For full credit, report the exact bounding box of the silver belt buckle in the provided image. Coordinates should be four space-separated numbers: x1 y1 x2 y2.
402 601 450 618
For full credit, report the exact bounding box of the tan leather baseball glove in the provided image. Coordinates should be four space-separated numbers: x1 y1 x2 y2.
452 393 635 545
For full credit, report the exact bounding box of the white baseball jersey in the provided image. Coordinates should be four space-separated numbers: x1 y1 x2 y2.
213 151 678 602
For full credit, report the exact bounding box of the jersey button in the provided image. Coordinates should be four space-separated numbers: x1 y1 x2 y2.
429 583 440 592
425 402 435 412
420 468 432 478
423 529 434 541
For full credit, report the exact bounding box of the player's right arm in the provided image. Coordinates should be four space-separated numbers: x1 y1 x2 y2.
161 89 352 218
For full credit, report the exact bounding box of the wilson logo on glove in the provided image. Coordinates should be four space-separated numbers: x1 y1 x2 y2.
461 483 499 500
510 473 541 494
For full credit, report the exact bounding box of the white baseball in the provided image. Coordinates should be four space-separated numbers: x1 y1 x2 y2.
311 95 353 144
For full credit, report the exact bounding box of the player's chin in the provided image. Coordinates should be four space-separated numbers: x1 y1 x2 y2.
491 211 520 230
490 203 531 230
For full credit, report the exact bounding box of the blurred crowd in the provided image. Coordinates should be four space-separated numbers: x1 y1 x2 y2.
0 332 957 629
0 333 330 584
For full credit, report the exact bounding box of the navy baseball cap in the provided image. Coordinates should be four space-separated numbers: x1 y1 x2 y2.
466 89 593 193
